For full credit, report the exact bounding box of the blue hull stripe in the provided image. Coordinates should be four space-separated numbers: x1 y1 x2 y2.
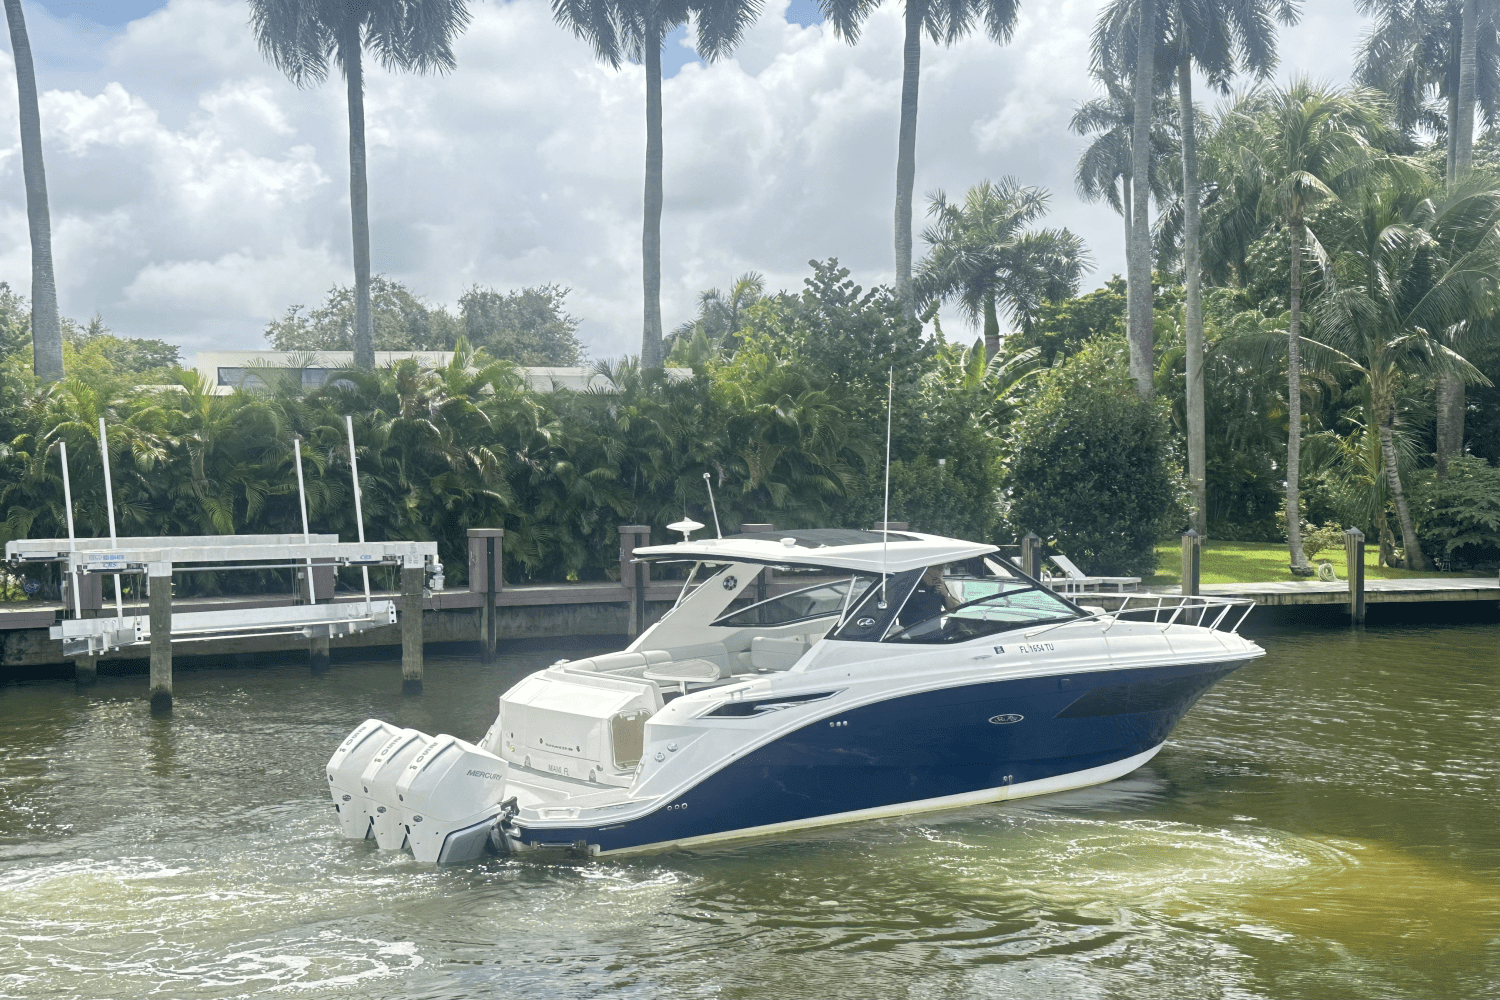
516 659 1245 853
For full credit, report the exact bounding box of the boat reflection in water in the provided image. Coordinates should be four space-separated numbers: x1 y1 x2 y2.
326 528 1262 859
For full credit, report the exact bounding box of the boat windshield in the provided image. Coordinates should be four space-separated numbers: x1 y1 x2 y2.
712 576 871 628
829 558 1081 643
886 577 1079 643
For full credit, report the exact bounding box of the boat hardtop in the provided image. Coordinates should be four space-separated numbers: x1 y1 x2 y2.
326 526 1263 861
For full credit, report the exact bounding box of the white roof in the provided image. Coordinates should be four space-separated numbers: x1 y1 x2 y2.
632 528 998 574
192 352 690 395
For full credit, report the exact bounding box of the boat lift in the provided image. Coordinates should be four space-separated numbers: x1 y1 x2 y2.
3 416 444 708
7 536 437 658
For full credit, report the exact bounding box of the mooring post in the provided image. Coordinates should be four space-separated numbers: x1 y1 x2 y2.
1181 529 1201 597
742 523 774 601
1021 533 1042 581
306 567 330 675
468 528 503 663
401 563 424 695
619 525 650 637
69 571 102 686
1345 527 1366 625
148 562 172 715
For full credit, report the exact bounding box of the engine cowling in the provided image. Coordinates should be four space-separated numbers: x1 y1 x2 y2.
394 734 510 863
325 719 402 839
358 728 432 850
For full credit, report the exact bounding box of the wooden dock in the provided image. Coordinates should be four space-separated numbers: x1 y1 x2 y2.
1084 576 1500 609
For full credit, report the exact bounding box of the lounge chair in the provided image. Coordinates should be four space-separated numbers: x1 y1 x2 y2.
1047 554 1140 593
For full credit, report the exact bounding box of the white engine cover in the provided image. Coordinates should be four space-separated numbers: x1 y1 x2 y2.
325 718 402 839
359 728 431 850
395 735 510 863
499 671 655 782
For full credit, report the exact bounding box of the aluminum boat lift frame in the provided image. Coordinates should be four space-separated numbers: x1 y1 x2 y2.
6 535 439 657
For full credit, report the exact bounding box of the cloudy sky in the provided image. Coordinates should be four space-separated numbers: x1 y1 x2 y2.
1 0 1368 362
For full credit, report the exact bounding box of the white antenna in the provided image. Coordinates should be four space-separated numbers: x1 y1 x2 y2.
97 418 123 621
702 472 722 539
59 441 81 619
344 416 372 615
879 367 893 607
294 436 315 603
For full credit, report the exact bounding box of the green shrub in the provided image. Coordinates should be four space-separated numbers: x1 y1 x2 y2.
1410 456 1500 569
1302 522 1346 561
1002 337 1175 576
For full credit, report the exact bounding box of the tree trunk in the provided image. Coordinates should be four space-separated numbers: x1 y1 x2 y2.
1456 0 1477 174
342 26 374 370
1446 83 1458 183
893 0 923 319
1127 0 1156 399
1376 508 1395 568
1435 0 1479 468
1122 180 1133 342
641 20 665 369
1285 216 1310 573
1378 420 1426 571
4 0 62 382
982 289 999 359
1179 54 1205 535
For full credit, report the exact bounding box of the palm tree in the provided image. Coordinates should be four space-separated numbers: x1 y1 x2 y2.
817 0 1022 317
1214 81 1395 573
1071 74 1180 380
1090 0 1159 398
1354 0 1499 473
1094 0 1298 531
1311 173 1499 571
913 180 1090 359
3 0 62 382
551 0 762 369
666 271 765 361
248 0 472 370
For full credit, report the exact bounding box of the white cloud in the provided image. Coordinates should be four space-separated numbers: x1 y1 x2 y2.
0 0 1369 360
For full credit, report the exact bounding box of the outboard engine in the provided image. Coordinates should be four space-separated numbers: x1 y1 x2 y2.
325 719 403 839
359 728 432 850
395 734 509 863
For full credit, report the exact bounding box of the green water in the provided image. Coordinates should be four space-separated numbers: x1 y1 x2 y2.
0 620 1495 999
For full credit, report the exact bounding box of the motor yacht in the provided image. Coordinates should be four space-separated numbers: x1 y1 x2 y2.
325 528 1261 860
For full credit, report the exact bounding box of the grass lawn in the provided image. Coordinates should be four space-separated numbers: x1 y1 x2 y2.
1141 539 1490 587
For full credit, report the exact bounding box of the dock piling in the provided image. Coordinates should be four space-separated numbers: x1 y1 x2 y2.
1345 527 1366 625
306 567 330 674
1021 533 1043 580
468 528 503 663
402 564 424 695
1181 530 1201 598
148 563 172 714
620 525 651 636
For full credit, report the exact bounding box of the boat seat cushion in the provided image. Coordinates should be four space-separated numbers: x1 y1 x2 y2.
642 658 726 683
750 636 808 671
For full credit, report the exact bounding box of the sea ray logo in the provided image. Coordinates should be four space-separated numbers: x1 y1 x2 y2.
988 713 1024 725
723 575 738 590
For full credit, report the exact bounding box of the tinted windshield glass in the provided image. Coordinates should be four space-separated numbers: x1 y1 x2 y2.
713 577 869 628
886 578 1078 644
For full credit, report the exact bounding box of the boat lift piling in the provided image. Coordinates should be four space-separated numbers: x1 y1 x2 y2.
148 561 172 714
